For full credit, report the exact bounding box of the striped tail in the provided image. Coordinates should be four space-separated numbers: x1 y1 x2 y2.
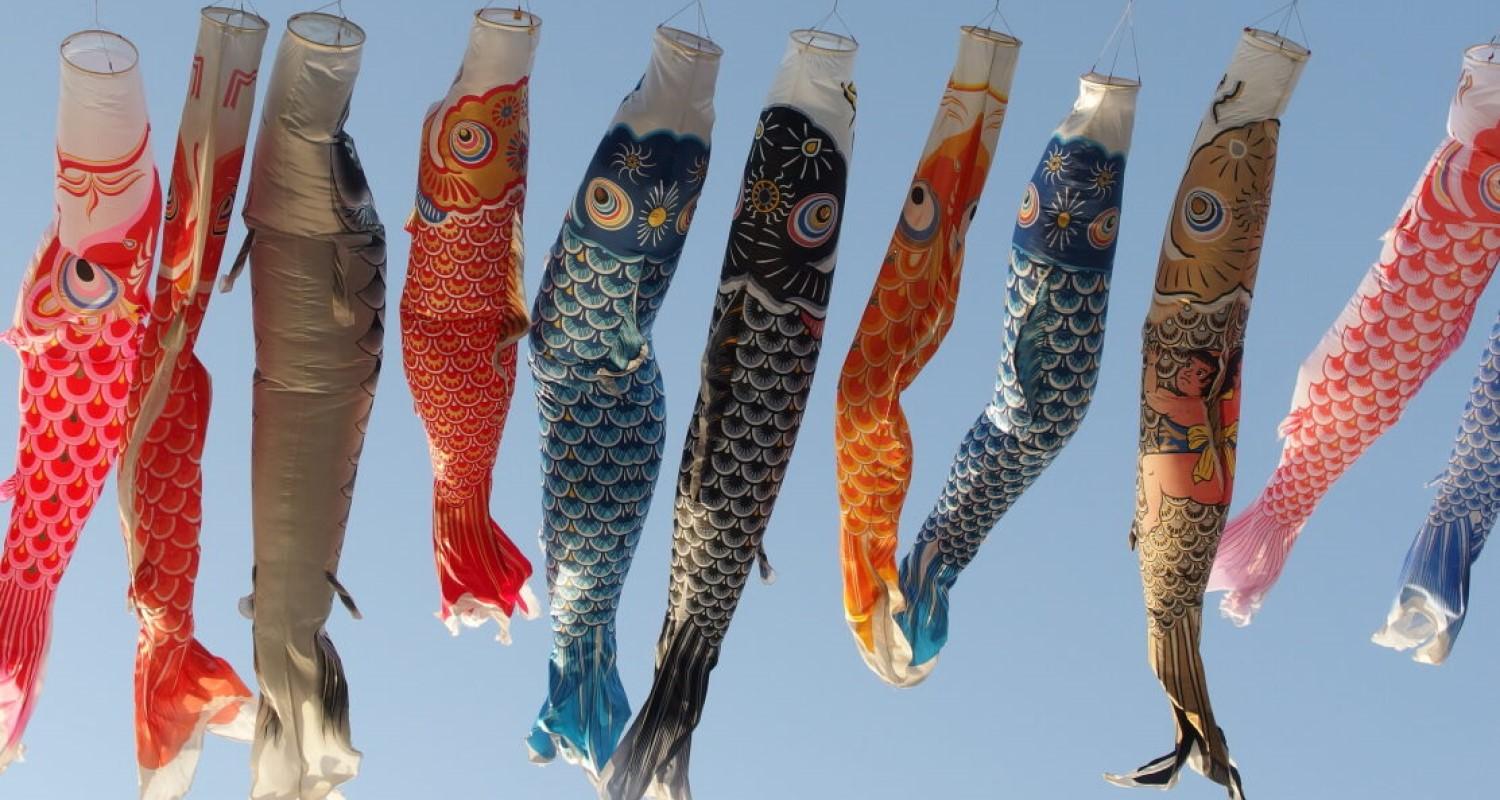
0 581 52 771
891 538 951 680
1208 495 1302 626
135 635 254 800
433 479 539 643
1105 615 1245 799
1372 516 1480 665
249 628 360 799
598 623 716 800
526 634 630 782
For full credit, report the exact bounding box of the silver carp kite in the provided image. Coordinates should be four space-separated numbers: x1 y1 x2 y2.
526 26 721 784
602 28 858 800
232 12 383 799
1107 27 1307 800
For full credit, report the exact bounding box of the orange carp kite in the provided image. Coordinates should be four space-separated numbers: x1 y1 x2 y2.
114 9 267 798
0 31 160 772
835 26 1019 684
402 8 540 642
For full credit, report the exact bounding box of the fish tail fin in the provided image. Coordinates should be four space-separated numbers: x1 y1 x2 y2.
1207 494 1300 626
1107 617 1244 799
885 537 948 684
1372 515 1478 665
135 634 254 800
432 479 538 645
249 628 360 797
526 633 630 783
0 580 55 772
599 624 715 800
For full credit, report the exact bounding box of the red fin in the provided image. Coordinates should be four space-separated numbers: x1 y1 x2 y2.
432 477 536 644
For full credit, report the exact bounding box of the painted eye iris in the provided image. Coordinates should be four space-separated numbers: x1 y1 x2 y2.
449 120 495 166
585 178 632 230
1089 207 1121 249
788 193 839 248
1481 164 1500 214
954 200 979 251
164 184 180 223
1182 188 1228 240
1017 182 1039 227
676 194 698 235
213 193 235 236
897 180 940 242
59 255 121 313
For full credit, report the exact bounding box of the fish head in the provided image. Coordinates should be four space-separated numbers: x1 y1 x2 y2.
415 79 530 225
570 124 709 260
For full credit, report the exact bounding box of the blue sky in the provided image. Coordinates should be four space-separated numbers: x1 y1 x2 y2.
2 1 1497 798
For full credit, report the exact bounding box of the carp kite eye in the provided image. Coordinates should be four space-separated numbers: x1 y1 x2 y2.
676 193 698 235
584 177 632 231
897 180 940 242
1182 188 1228 241
953 199 979 252
1017 182 1040 227
449 120 495 167
58 254 121 314
1481 164 1500 214
788 193 839 248
1089 207 1121 249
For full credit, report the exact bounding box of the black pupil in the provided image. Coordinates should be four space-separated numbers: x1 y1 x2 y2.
911 186 926 205
75 258 95 282
594 188 608 204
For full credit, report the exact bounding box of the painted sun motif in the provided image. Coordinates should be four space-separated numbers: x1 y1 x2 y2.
1088 161 1118 197
1043 187 1085 250
612 141 655 184
687 154 709 185
742 164 795 224
1041 146 1071 184
636 181 682 247
752 116 783 162
779 121 836 181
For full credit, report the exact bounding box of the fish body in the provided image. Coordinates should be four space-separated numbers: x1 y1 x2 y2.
1108 29 1307 800
1211 50 1500 625
402 19 540 642
0 35 159 771
835 27 1019 686
114 11 267 797
238 18 384 798
602 32 857 800
526 27 719 782
1373 310 1500 663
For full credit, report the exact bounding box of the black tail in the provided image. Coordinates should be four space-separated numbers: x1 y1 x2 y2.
598 623 717 800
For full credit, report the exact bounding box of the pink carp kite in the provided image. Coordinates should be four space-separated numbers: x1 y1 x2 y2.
402 8 540 641
114 9 267 797
0 31 161 770
1210 44 1500 626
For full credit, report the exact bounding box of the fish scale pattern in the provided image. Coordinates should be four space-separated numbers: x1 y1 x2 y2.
1374 312 1500 663
897 253 1109 663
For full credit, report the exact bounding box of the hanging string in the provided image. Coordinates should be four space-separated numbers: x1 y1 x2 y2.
88 0 117 72
310 0 350 45
1251 0 1311 51
807 0 856 45
660 0 711 41
234 0 262 18
972 0 1014 38
481 0 535 26
1091 0 1140 83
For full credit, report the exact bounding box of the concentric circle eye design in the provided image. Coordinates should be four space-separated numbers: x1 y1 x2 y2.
1088 207 1121 249
1481 164 1500 214
449 120 495 167
164 184 180 223
897 180 940 243
1181 188 1228 241
1017 182 1039 227
584 178 632 230
213 191 235 237
788 193 839 248
954 200 979 251
676 193 698 235
58 255 121 313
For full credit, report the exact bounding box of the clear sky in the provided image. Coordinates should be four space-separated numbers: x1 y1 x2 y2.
1 1 1497 798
